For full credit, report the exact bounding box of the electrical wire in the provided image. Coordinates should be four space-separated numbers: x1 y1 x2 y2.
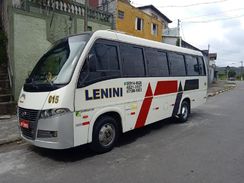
131 0 230 8
177 7 244 21
158 0 230 8
183 14 244 23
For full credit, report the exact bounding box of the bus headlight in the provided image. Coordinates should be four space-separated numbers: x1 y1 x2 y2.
40 108 70 119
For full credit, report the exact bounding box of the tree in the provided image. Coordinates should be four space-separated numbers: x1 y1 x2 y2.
228 69 236 78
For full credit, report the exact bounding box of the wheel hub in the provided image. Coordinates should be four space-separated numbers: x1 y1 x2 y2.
99 124 115 147
182 106 188 119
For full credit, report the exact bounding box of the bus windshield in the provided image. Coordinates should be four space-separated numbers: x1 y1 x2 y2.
26 34 90 89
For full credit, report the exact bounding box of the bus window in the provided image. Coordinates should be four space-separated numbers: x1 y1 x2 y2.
145 48 169 77
78 41 120 87
168 52 186 76
185 55 199 76
120 44 146 77
198 57 206 76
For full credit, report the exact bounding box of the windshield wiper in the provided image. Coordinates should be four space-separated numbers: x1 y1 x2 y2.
46 79 54 87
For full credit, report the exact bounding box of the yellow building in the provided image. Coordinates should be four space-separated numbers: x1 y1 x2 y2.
115 1 163 42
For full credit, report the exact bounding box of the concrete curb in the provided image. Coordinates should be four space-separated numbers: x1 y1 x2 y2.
207 86 236 97
0 137 21 146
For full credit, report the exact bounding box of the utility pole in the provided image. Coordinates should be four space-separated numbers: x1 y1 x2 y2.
241 61 243 81
177 19 181 47
84 0 88 32
226 66 230 80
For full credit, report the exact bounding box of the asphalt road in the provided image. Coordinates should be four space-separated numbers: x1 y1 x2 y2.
1 82 244 183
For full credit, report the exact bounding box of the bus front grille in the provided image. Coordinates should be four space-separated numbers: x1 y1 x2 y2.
21 124 35 139
18 107 39 121
18 107 39 140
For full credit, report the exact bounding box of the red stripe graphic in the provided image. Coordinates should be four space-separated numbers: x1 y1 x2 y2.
134 80 178 129
154 81 178 96
82 121 90 126
134 83 153 129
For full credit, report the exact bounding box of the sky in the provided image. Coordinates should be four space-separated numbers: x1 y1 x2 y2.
131 0 244 67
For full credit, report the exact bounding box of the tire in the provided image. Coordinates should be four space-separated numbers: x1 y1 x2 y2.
178 101 190 123
90 116 119 153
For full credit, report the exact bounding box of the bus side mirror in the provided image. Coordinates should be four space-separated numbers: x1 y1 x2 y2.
88 53 96 72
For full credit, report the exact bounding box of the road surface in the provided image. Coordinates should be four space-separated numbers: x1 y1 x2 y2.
0 82 244 183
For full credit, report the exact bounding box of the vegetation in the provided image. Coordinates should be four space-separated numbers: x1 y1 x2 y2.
217 66 243 80
228 69 236 78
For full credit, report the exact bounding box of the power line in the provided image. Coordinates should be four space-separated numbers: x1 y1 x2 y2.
158 0 230 8
131 0 230 8
177 7 244 21
218 58 240 62
183 14 244 23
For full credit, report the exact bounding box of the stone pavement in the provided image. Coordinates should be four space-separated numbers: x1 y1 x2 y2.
0 80 237 146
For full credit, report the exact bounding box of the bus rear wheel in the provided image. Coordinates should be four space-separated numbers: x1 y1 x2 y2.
90 116 119 153
178 101 190 123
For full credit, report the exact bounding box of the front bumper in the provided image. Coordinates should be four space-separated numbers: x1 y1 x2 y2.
19 108 74 149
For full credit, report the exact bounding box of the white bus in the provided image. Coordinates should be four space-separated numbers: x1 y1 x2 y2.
18 30 207 153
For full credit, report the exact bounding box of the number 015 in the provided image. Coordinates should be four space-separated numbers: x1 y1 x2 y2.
48 95 59 104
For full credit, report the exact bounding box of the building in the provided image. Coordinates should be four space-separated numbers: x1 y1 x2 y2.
99 0 164 42
208 53 217 83
182 40 218 84
137 5 172 31
1 0 113 101
163 27 180 46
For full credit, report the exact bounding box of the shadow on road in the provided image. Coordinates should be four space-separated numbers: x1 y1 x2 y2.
117 117 176 147
30 117 179 162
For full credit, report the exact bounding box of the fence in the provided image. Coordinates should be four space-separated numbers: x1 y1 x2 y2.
13 0 112 23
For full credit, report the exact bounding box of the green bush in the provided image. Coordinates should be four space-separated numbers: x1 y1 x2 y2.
0 30 8 64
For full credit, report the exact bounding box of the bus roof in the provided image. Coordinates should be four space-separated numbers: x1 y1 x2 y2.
90 30 203 56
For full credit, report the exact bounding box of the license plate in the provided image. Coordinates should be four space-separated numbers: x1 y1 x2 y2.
20 120 29 129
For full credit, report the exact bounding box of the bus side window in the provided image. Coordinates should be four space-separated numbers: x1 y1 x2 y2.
78 41 120 87
145 48 169 77
78 60 89 88
185 55 199 76
168 52 186 76
198 57 206 76
120 43 145 77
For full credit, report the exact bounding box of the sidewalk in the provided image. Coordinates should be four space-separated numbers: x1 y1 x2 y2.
0 80 237 146
207 80 236 97
0 115 20 145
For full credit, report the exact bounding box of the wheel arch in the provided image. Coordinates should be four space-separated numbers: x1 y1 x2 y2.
182 97 191 112
87 107 124 143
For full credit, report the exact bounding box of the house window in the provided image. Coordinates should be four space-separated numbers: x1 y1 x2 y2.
135 17 144 31
151 23 158 35
118 10 124 19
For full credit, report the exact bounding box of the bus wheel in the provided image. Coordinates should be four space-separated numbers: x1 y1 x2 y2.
90 116 118 153
178 101 190 123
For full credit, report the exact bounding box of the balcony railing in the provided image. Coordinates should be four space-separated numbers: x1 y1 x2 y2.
13 0 112 23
